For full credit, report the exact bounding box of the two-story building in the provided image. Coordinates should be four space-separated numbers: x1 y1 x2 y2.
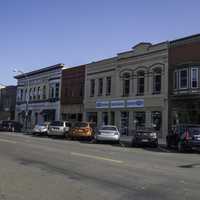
0 85 17 120
169 34 200 126
84 42 169 137
15 64 64 128
61 65 85 122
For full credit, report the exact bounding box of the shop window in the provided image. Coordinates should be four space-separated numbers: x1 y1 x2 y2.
153 68 161 94
90 79 95 97
191 68 198 88
102 112 108 125
135 112 145 128
98 78 103 96
110 111 115 125
179 69 188 89
122 73 130 96
151 111 161 130
106 77 111 96
86 112 97 123
137 71 145 96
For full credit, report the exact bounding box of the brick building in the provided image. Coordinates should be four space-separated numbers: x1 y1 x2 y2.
169 34 200 126
61 65 85 122
0 86 17 120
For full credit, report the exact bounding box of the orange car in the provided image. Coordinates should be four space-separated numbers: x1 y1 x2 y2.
68 122 96 140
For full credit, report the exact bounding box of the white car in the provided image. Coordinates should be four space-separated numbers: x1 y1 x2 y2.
95 125 120 143
33 122 49 136
48 121 71 137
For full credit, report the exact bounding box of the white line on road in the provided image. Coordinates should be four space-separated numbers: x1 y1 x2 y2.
0 138 17 144
70 152 124 164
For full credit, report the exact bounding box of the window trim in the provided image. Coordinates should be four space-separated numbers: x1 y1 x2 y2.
191 67 198 89
98 78 103 96
90 79 95 97
179 68 188 89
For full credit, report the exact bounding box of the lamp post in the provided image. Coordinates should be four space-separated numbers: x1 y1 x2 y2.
13 69 30 131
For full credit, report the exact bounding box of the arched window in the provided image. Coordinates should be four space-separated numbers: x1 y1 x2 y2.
137 71 145 96
122 73 131 96
152 68 162 94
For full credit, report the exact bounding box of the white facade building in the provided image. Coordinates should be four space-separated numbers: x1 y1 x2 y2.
15 64 64 128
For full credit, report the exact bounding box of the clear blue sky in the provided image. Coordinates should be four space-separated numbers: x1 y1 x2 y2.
0 0 200 85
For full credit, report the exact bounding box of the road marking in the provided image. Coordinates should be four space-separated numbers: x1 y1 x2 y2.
70 152 124 164
0 138 17 144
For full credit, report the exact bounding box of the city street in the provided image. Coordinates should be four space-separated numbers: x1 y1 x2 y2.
0 132 200 200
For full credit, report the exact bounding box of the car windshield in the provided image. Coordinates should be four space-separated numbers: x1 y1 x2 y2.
100 126 117 131
50 121 64 126
188 127 200 136
36 124 46 127
74 122 88 128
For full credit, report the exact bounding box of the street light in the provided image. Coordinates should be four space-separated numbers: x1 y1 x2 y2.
13 69 30 131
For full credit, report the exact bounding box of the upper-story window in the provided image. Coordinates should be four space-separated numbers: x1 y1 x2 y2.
80 82 84 97
191 68 198 88
37 87 41 100
174 71 178 89
98 78 103 96
43 85 46 99
90 79 95 97
24 89 27 101
55 83 60 98
29 88 32 101
152 68 161 94
20 89 23 101
33 87 36 100
106 76 111 96
137 71 145 96
179 69 188 89
122 73 130 97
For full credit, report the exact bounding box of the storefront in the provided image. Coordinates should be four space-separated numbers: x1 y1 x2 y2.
86 99 163 136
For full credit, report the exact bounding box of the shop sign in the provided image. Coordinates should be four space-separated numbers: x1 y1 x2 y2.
96 101 109 108
111 100 125 108
127 99 144 108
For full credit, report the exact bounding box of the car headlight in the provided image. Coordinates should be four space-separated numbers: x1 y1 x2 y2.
150 132 157 138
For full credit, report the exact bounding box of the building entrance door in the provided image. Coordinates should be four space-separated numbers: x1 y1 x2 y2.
121 111 129 135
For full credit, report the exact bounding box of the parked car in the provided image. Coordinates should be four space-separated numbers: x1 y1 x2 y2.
32 122 50 136
95 125 120 143
132 128 158 147
48 121 71 137
0 120 23 132
68 122 96 140
166 124 200 152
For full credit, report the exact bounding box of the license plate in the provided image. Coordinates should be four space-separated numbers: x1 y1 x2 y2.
142 139 148 142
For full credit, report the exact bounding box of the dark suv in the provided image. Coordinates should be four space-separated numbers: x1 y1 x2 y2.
166 124 200 152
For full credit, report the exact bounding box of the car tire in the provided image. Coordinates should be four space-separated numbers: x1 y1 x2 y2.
178 142 184 153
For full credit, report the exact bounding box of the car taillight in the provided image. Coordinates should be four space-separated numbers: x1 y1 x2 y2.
114 132 118 135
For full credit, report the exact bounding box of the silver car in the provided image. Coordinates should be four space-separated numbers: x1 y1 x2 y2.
33 122 49 136
95 125 120 142
48 121 71 137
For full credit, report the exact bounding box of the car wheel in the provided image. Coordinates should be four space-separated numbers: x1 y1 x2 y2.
178 142 184 153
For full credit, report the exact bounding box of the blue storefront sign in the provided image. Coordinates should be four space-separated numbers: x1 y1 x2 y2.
110 100 125 108
96 101 109 108
126 99 144 108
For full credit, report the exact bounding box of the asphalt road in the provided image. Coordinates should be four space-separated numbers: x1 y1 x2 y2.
0 132 200 200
